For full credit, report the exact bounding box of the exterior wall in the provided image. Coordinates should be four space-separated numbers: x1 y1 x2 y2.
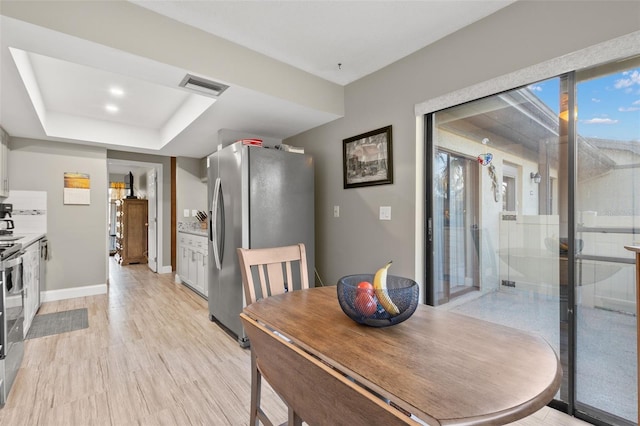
435 128 566 297
577 147 640 314
285 1 640 297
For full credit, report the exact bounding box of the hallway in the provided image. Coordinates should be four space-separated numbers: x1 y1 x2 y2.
0 259 286 425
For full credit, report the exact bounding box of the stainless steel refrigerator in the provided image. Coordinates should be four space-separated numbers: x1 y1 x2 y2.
207 141 314 346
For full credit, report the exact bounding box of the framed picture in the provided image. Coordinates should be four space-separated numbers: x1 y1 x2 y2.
343 125 393 189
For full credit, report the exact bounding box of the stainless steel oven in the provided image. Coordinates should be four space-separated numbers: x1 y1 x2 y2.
0 244 24 407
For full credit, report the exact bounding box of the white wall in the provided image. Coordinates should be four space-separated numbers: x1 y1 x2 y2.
9 137 108 293
286 1 640 292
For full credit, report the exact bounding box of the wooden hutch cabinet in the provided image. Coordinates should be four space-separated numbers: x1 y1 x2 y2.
115 198 148 265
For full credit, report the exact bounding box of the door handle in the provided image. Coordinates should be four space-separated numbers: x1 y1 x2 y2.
211 177 223 270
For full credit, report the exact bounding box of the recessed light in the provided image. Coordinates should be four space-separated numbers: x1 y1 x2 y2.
105 104 119 113
109 86 124 97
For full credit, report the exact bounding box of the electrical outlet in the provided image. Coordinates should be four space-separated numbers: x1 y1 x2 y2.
192 209 198 217
379 206 391 221
183 209 190 218
333 205 340 218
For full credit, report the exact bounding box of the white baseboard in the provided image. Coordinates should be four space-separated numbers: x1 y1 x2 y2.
42 283 108 303
159 265 173 274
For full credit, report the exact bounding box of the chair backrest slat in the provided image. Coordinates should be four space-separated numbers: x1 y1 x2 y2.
266 262 286 295
257 264 269 300
238 243 309 305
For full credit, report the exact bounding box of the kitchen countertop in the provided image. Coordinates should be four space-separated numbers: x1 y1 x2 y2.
13 233 46 248
178 229 208 237
177 221 208 237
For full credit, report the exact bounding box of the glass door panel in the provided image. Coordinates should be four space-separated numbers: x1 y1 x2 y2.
428 57 640 424
428 76 566 399
575 58 639 424
433 151 479 304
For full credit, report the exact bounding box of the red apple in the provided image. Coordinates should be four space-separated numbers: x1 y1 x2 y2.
354 291 377 317
356 281 374 296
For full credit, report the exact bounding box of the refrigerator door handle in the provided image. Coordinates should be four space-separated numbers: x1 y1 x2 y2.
211 177 224 270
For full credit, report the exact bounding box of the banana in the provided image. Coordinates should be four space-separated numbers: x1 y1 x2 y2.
373 261 400 316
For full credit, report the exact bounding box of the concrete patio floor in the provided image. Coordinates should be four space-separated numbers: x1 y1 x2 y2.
441 288 637 423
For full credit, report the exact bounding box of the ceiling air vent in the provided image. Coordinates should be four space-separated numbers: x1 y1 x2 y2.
179 74 229 97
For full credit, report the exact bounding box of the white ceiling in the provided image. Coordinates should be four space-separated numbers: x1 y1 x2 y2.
0 1 516 159
130 0 516 86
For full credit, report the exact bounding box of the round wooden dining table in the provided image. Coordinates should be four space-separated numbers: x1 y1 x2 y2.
243 286 562 425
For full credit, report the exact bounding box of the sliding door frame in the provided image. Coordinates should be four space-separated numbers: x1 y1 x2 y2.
423 67 639 425
425 113 435 306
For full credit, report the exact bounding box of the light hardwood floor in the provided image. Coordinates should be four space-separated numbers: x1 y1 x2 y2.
0 258 591 425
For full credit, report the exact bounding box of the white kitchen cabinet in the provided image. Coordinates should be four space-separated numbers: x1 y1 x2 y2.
197 250 208 297
0 126 9 198
22 241 41 337
187 247 199 292
177 231 208 298
178 234 189 280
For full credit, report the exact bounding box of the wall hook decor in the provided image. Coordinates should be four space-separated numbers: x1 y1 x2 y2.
477 153 493 166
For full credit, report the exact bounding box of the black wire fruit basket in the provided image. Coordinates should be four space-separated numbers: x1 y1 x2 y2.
337 274 419 327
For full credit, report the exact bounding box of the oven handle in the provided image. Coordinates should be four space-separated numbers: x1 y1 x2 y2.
4 255 22 270
6 256 23 295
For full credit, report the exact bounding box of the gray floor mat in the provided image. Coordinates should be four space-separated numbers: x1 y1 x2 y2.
26 308 89 339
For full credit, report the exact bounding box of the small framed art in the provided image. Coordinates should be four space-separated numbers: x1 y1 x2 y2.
343 125 393 189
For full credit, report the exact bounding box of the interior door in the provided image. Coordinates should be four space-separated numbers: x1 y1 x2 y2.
147 168 157 272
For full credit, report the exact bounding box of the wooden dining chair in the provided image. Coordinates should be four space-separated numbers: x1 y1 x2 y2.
240 312 420 426
237 243 309 426
237 243 309 306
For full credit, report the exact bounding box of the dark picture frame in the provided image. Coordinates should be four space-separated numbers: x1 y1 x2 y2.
343 125 393 189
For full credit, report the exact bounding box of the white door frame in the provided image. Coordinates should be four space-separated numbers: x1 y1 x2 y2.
147 168 158 272
107 159 164 273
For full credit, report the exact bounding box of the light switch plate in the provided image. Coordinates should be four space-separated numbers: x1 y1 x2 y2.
333 205 340 218
183 209 190 217
192 209 198 217
379 206 391 221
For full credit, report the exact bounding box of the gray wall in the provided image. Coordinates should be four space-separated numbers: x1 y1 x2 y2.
9 137 108 291
176 157 207 225
8 140 188 289
107 150 172 268
286 1 640 289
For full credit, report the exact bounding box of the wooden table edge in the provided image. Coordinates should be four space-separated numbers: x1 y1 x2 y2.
439 355 562 425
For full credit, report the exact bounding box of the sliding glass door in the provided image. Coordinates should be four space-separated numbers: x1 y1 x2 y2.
432 151 479 305
427 75 566 397
574 58 639 424
426 55 639 424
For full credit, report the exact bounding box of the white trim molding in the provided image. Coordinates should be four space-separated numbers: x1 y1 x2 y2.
42 283 108 303
415 30 640 117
